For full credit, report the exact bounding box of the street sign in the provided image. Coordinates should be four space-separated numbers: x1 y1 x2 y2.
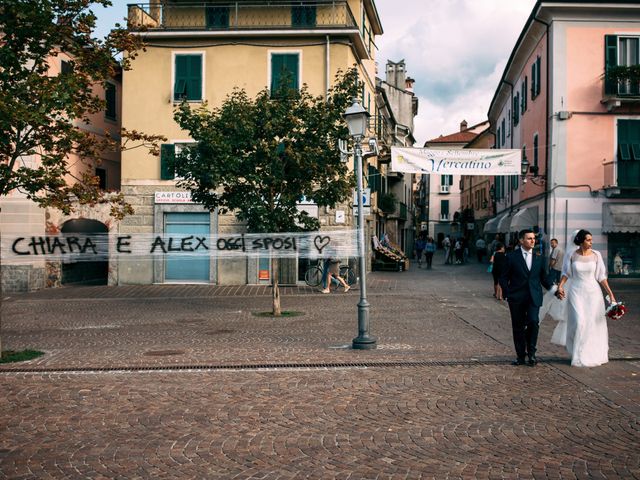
352 188 371 207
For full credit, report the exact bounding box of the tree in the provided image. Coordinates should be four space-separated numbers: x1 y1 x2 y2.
172 69 360 315
0 0 164 354
0 0 164 217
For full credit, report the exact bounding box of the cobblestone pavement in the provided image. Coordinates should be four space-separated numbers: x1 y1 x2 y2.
1 254 639 479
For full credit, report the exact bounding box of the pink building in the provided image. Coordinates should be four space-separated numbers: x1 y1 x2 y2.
487 0 640 277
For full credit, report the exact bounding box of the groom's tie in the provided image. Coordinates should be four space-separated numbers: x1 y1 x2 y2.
524 251 532 270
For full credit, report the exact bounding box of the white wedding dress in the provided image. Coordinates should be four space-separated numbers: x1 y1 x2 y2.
541 249 609 367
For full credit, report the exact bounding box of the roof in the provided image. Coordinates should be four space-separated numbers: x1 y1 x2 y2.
425 131 478 144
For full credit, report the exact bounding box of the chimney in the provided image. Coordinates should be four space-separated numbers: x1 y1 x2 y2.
386 59 406 89
460 120 468 132
405 77 415 93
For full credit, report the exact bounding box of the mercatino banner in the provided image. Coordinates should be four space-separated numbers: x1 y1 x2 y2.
391 147 521 175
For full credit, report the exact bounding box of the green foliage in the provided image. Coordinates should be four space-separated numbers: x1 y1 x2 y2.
0 350 44 363
378 192 397 214
0 0 162 219
172 68 360 233
605 65 640 83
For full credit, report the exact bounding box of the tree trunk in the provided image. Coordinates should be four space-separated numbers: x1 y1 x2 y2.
271 256 281 316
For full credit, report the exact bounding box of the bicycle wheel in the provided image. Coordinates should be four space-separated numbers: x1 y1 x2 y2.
339 266 357 286
304 266 323 287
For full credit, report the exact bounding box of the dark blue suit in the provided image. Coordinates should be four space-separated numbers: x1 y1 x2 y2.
499 248 553 361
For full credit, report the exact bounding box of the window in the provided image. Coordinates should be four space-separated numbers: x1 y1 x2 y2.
291 5 316 27
160 142 196 180
95 168 106 190
521 77 528 115
174 54 203 102
533 134 539 171
270 53 299 95
496 127 501 148
105 82 116 121
513 93 520 126
605 35 640 96
61 60 73 75
501 118 506 146
440 200 449 220
206 6 229 28
531 56 541 99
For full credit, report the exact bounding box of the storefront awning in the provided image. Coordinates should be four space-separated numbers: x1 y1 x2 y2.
510 206 539 232
603 204 640 233
497 213 512 233
483 215 502 234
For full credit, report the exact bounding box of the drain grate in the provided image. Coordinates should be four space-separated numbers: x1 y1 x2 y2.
0 356 637 374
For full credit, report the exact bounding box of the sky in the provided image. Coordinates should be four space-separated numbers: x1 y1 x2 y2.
93 0 537 145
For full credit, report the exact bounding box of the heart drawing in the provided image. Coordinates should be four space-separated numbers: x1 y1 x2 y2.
314 235 331 254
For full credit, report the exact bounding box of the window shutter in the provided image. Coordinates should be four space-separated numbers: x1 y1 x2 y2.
535 56 542 96
531 62 536 98
174 55 188 101
271 54 284 92
271 54 299 93
285 54 299 90
605 35 618 95
513 94 520 125
496 127 501 148
441 200 449 216
187 55 202 101
105 83 116 120
501 118 506 145
533 134 539 168
521 77 527 113
160 144 176 180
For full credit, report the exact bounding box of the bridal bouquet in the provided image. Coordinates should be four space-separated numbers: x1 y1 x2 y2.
606 301 627 320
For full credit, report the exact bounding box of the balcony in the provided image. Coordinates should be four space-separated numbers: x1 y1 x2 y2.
603 159 640 195
602 65 640 111
127 1 374 58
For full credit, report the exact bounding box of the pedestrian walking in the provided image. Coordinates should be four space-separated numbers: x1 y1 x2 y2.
475 237 487 263
454 238 463 264
443 235 452 264
321 255 350 294
499 229 554 367
548 238 564 284
490 242 507 300
415 235 426 268
424 237 436 269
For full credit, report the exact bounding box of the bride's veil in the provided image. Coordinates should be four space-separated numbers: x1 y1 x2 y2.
540 229 580 346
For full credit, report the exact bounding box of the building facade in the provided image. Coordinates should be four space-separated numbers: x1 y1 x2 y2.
487 0 640 276
121 0 383 285
0 53 123 292
374 59 419 255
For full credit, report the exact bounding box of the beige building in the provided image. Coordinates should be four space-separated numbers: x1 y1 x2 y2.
122 0 383 285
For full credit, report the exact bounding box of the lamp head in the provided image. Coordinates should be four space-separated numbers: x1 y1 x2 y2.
343 98 370 139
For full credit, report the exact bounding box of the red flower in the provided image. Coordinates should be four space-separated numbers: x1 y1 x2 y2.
606 302 627 320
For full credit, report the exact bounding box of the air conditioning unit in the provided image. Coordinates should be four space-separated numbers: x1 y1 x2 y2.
440 185 450 194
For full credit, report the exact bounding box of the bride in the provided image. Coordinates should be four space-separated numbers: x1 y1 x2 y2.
542 229 617 367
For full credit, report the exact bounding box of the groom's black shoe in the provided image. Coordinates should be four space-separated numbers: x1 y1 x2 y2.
527 355 538 367
511 358 526 366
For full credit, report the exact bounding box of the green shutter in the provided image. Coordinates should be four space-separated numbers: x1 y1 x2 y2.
174 55 202 101
531 62 536 99
605 35 618 95
533 134 539 168
292 6 316 27
206 6 229 28
513 94 520 125
160 144 175 180
441 200 449 216
536 56 542 96
617 120 640 186
271 54 298 94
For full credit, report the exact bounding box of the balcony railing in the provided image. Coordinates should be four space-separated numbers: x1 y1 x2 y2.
128 1 358 32
603 159 640 189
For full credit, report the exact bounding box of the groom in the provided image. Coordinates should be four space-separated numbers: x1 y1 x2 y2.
500 229 553 366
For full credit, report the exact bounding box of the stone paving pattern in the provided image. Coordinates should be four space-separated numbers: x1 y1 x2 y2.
1 253 639 479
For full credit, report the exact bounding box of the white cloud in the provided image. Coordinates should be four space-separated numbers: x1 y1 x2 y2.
375 0 536 144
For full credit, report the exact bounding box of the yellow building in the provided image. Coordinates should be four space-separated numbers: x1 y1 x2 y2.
121 0 383 285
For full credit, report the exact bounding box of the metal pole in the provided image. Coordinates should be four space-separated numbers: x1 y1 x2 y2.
352 137 376 350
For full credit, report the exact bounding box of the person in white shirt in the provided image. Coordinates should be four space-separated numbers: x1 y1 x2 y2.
548 238 564 284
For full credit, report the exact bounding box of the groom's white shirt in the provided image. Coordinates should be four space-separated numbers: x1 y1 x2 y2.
521 247 533 270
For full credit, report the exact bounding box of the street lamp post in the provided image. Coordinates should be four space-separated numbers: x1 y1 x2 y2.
343 99 377 350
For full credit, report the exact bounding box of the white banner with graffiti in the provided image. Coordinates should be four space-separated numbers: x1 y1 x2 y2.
1 230 360 263
391 147 521 175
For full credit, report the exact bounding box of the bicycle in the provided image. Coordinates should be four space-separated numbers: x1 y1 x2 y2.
304 260 357 288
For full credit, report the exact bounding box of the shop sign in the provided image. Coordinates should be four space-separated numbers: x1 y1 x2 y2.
155 191 194 204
